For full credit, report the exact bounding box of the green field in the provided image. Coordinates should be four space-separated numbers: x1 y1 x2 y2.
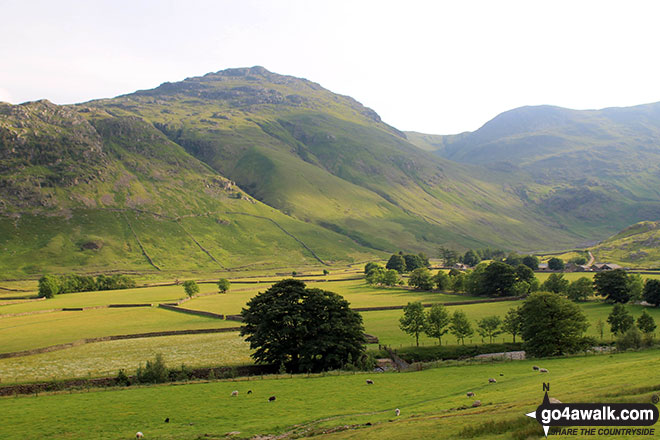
1 349 659 439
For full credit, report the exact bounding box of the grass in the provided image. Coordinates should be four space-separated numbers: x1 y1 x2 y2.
0 307 238 353
0 332 251 383
1 348 659 439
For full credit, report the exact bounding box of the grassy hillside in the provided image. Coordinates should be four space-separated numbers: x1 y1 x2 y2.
590 221 660 268
84 67 604 253
1 349 659 439
0 100 375 278
407 103 660 246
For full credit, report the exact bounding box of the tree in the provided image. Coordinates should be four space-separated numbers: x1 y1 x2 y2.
515 264 536 284
425 304 450 345
382 269 401 287
567 277 593 302
522 255 539 270
450 310 473 345
38 275 61 298
643 279 660 307
366 267 386 285
637 310 656 335
547 257 565 271
569 256 588 265
323 269 330 276
439 247 459 267
627 274 644 302
450 271 467 293
364 262 381 274
607 303 634 336
183 280 199 297
504 253 523 267
596 318 605 340
594 269 631 303
502 307 523 343
616 326 643 351
542 273 569 294
386 255 406 273
477 316 502 343
403 254 426 272
520 292 590 357
399 302 427 346
408 268 434 290
217 278 231 293
462 250 480 267
240 279 365 373
479 261 517 297
432 271 450 290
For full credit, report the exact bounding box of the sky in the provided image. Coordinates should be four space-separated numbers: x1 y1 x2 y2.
2 0 660 134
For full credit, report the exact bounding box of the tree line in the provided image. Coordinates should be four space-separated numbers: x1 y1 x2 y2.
38 273 136 298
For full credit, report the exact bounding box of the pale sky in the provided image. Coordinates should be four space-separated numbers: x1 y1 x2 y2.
2 0 660 134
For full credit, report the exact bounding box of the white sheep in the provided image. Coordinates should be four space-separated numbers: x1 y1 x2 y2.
136 433 144 439
466 392 475 397
472 400 482 407
395 408 400 416
231 390 239 396
540 368 548 373
366 379 374 385
488 378 497 383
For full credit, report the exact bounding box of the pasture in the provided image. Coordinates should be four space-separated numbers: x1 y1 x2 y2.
1 348 658 439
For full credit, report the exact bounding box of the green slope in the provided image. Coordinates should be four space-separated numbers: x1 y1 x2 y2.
407 103 660 244
589 221 660 268
0 100 375 279
83 67 597 253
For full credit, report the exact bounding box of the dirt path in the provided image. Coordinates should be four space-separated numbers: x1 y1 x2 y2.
586 250 595 266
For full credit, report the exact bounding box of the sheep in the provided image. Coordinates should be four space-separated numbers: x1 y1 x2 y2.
466 392 475 398
533 365 540 371
499 373 504 376
366 379 374 385
268 396 276 402
164 417 169 423
549 397 562 404
231 390 239 397
472 400 482 407
540 368 548 373
395 408 400 416
247 390 252 394
136 433 144 439
488 378 497 383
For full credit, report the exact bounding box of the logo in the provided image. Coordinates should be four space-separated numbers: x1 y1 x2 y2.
526 383 659 437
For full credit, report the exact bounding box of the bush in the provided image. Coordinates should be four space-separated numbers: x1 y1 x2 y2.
136 354 169 384
394 342 523 363
38 275 60 298
115 369 131 386
616 326 643 351
217 278 231 293
183 280 199 297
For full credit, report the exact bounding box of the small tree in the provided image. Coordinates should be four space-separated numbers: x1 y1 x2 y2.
364 262 381 274
323 269 329 276
450 310 473 345
217 278 231 293
542 273 569 294
386 255 406 273
38 275 61 298
450 272 467 293
477 315 502 343
643 279 660 307
616 326 643 351
502 307 523 343
567 277 593 302
596 318 605 340
425 304 450 345
547 257 565 271
462 250 480 267
627 274 644 302
183 280 199 297
522 255 539 271
432 271 450 290
637 310 656 335
515 264 536 284
408 268 434 290
607 303 634 336
439 247 459 267
594 269 631 303
365 267 385 285
382 269 401 287
399 302 427 347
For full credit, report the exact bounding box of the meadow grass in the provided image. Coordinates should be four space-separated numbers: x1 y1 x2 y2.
0 307 238 353
0 332 250 383
1 348 658 439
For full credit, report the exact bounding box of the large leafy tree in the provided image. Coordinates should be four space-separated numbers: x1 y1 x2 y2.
594 269 631 303
386 254 406 273
520 292 590 357
240 279 365 373
480 261 517 297
547 257 565 271
399 302 427 346
567 277 594 301
462 250 480 267
522 255 539 270
408 268 434 290
542 273 569 294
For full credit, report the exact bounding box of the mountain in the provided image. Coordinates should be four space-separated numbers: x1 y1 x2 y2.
590 221 660 269
0 99 375 278
407 103 660 243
